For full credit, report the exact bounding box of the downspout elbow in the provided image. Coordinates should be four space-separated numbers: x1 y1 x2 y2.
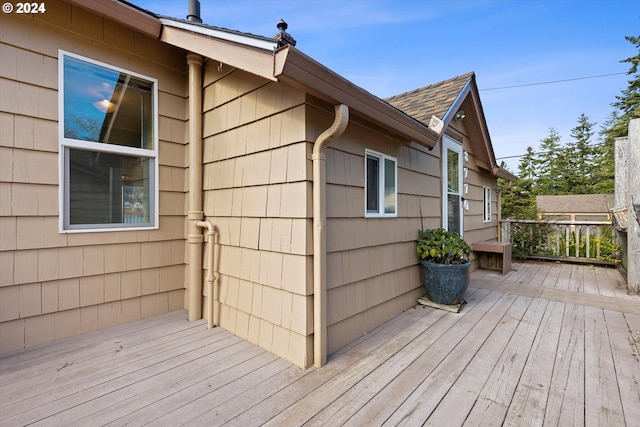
313 104 349 159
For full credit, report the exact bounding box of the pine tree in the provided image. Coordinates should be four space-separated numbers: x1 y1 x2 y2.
498 161 517 219
502 146 538 219
595 34 638 193
535 128 564 195
566 114 596 193
609 35 640 137
593 114 616 194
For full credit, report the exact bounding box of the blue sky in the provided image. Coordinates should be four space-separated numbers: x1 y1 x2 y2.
131 0 638 171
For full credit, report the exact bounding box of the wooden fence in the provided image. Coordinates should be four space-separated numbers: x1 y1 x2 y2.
500 219 619 266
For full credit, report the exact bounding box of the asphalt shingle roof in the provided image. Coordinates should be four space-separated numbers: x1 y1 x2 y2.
537 194 614 214
385 72 474 124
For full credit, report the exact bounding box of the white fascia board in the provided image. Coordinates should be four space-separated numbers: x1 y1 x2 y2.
441 78 472 124
160 18 278 51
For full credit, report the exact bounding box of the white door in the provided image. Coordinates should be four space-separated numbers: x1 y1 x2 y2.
442 136 463 235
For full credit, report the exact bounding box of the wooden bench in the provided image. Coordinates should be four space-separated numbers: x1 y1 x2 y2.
472 241 512 275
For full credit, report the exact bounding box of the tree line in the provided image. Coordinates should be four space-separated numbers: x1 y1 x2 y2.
500 35 640 220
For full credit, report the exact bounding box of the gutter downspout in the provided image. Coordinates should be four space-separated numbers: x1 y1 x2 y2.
196 221 219 328
313 104 349 367
187 53 204 321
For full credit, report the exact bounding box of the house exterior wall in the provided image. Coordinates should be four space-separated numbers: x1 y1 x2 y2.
320 111 500 355
0 0 504 364
443 125 500 269
0 1 188 354
450 128 500 243
201 61 313 367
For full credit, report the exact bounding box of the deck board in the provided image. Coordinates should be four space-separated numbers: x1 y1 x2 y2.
305 290 504 427
554 263 574 291
423 295 532 426
540 263 562 288
1 261 638 427
543 303 585 427
462 297 550 426
603 310 640 427
0 320 213 404
56 342 268 427
236 292 475 427
584 306 626 426
334 290 499 426
502 300 564 426
382 292 517 426
0 310 189 384
101 352 291 426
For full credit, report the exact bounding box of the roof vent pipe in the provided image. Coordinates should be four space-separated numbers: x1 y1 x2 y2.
187 0 202 23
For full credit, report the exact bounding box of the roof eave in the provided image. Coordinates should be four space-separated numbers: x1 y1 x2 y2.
160 18 278 51
494 167 518 181
65 0 162 38
160 25 277 81
274 46 439 149
68 1 438 149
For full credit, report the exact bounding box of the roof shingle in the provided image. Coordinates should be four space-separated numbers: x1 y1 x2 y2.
385 72 474 124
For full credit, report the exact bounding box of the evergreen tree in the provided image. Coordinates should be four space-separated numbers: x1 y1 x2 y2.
609 35 640 137
566 114 596 193
535 128 565 195
502 146 538 219
595 34 638 192
498 161 517 219
593 114 616 194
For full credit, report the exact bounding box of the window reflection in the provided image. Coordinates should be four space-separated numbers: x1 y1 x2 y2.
64 56 153 149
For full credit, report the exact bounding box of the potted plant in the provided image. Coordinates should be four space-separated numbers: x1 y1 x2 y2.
417 228 471 305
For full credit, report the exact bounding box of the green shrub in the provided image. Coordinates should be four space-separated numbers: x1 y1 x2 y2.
417 228 470 265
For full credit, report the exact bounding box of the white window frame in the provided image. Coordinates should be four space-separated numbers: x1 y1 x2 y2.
58 50 159 233
442 136 464 235
483 186 492 223
365 149 398 218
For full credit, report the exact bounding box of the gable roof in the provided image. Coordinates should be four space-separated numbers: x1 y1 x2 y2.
386 73 517 181
386 72 474 124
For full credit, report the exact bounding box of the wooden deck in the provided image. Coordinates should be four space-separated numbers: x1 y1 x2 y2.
1 261 639 426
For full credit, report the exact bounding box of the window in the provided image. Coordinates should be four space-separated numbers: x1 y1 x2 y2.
59 51 158 232
483 186 492 222
365 149 397 217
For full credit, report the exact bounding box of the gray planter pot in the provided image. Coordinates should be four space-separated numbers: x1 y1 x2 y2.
420 260 470 305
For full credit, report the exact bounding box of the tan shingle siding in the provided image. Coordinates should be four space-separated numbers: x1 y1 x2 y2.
1 0 189 354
